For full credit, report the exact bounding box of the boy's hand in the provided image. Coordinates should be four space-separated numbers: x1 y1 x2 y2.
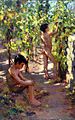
55 22 58 26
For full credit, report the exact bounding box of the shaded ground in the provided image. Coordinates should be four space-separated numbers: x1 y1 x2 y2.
0 46 75 120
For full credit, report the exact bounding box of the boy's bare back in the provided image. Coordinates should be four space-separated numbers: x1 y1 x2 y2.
41 23 58 52
41 32 52 52
40 23 58 79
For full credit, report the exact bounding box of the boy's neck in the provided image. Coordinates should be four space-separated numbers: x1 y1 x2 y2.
42 31 47 34
13 64 19 69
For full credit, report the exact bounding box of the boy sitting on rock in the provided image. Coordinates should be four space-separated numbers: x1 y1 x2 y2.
6 54 41 106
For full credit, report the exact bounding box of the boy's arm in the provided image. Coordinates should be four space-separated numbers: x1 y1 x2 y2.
18 71 26 81
41 35 47 46
49 22 58 36
11 71 26 85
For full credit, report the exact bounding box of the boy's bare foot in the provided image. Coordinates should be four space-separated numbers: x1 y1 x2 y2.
51 74 58 80
44 74 55 80
44 73 50 79
30 99 41 106
52 70 58 78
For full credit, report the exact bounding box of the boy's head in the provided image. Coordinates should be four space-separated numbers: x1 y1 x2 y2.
40 23 48 33
14 54 27 69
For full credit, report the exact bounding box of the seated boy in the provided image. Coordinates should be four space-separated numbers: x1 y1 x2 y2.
6 54 41 106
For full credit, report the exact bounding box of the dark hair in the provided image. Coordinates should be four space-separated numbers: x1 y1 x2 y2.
40 23 48 32
14 54 27 65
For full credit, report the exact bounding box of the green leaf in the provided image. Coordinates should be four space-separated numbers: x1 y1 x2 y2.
8 108 18 115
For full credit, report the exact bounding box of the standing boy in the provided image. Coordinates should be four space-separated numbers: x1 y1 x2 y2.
6 54 41 106
40 22 58 79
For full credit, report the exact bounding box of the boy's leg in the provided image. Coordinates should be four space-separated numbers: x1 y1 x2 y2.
23 80 41 106
28 85 41 106
49 54 57 72
43 53 49 78
45 50 58 77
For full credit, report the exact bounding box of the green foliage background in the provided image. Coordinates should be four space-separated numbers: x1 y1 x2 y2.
0 0 75 70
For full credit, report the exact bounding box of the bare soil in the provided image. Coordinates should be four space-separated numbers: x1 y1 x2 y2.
0 46 75 120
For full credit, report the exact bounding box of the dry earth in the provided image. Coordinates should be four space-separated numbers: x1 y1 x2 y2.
0 45 75 120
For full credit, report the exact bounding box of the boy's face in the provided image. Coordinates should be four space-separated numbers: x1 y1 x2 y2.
45 26 49 32
17 62 25 69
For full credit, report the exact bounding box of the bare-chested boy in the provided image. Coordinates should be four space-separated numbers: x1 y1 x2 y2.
6 54 41 106
40 22 58 79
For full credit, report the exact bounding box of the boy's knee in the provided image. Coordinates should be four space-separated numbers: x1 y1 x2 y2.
29 80 34 86
31 81 34 85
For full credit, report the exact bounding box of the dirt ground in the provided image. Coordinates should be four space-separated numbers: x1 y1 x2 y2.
0 46 75 120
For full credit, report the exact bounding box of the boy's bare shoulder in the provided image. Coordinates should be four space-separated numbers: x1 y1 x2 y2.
41 33 46 39
8 66 16 76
